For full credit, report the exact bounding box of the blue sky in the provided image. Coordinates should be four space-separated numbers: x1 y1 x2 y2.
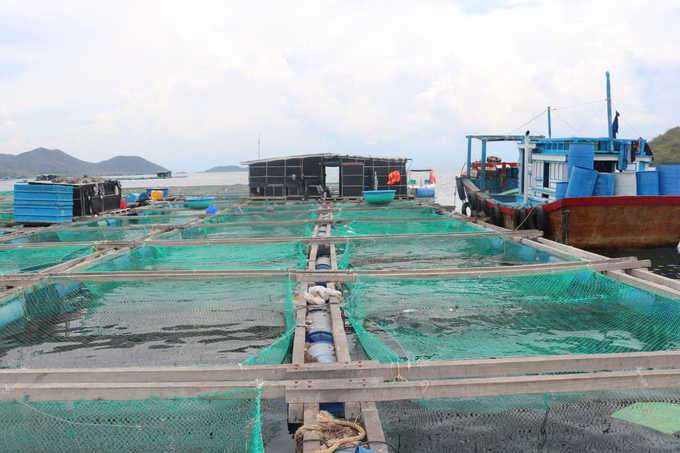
0 0 678 171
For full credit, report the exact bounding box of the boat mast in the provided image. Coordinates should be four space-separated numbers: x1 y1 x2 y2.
547 106 552 138
606 72 613 151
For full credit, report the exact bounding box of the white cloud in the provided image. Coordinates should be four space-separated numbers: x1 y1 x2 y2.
0 0 678 169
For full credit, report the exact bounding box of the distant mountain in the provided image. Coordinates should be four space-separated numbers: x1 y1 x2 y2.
649 127 680 165
204 165 246 172
0 148 167 177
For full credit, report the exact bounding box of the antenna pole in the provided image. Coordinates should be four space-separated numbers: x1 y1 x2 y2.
606 72 613 151
258 133 261 159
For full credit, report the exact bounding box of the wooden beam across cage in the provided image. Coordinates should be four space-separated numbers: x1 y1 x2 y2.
3 369 680 403
5 350 680 385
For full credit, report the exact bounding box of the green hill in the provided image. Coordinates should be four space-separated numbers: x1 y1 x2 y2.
649 127 680 165
0 148 167 177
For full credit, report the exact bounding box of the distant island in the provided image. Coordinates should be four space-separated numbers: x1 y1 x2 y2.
204 165 246 172
649 126 680 165
0 148 167 177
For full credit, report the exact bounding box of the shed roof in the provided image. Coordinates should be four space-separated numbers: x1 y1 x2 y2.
241 153 409 165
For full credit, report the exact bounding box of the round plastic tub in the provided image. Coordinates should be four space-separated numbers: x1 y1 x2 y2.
363 190 396 204
186 197 215 209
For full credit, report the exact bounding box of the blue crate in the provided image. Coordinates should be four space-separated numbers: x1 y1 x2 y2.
14 184 73 223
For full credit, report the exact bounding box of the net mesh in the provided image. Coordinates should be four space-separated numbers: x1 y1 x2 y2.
155 223 314 240
378 388 680 452
0 276 295 368
203 211 312 223
337 235 581 270
327 207 447 220
70 216 191 227
231 204 320 212
0 388 264 453
82 242 307 272
0 244 96 273
345 268 680 364
3 228 149 244
332 219 480 237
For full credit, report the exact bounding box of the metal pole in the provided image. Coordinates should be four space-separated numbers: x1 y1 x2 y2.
466 136 472 177
547 107 552 138
480 139 487 192
523 131 530 205
606 72 613 151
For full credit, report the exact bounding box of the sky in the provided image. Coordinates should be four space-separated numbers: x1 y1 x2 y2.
0 0 678 171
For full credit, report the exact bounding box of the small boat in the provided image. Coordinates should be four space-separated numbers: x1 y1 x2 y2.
456 72 680 250
407 169 436 198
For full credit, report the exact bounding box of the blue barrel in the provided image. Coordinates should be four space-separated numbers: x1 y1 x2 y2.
636 171 659 196
565 166 597 198
126 193 140 203
593 173 615 196
555 181 569 200
658 165 680 195
567 143 595 181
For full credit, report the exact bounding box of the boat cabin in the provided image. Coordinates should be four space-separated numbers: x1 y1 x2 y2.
242 153 409 200
157 171 172 178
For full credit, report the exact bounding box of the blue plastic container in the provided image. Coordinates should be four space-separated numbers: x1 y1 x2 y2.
565 166 597 198
13 184 73 223
636 171 660 196
306 331 334 343
126 193 141 203
555 182 569 200
146 188 169 197
567 143 595 181
415 188 435 198
593 173 616 196
657 165 680 195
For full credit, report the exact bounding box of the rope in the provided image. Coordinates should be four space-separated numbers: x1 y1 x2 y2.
551 110 581 136
612 105 642 137
551 99 607 111
572 103 607 137
508 109 547 135
294 411 366 453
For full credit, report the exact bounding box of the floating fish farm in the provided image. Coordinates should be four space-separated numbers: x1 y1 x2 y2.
0 184 679 452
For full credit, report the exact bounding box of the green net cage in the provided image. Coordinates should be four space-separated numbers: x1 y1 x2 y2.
332 219 480 237
0 244 96 273
155 223 314 240
2 228 149 244
69 216 191 228
82 242 307 272
345 268 680 364
230 204 320 212
0 388 264 453
0 276 295 368
203 211 313 224
377 388 680 452
337 235 581 270
327 207 448 221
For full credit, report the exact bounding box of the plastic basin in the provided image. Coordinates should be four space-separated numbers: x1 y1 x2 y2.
186 197 215 210
363 190 395 204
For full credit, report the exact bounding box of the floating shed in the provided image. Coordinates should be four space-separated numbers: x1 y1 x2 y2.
242 153 410 200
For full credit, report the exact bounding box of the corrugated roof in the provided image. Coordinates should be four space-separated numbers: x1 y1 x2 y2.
241 153 409 165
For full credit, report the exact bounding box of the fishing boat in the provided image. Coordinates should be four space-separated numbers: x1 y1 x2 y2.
456 72 680 250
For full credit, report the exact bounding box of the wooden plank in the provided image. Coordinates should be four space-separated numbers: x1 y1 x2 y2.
628 268 680 291
286 369 680 403
286 350 680 381
303 403 321 453
5 351 680 385
360 402 389 453
608 270 680 298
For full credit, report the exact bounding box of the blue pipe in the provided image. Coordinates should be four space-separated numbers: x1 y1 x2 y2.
466 136 472 177
606 71 613 151
480 139 487 191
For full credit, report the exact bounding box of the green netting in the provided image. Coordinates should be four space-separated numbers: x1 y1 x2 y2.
332 219 480 236
337 234 580 270
203 211 312 223
232 204 320 212
137 209 204 216
0 276 295 368
2 228 149 244
336 201 416 208
327 207 447 221
82 242 307 272
155 223 314 240
346 268 680 364
0 244 96 273
70 215 191 227
378 388 680 452
0 388 264 452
